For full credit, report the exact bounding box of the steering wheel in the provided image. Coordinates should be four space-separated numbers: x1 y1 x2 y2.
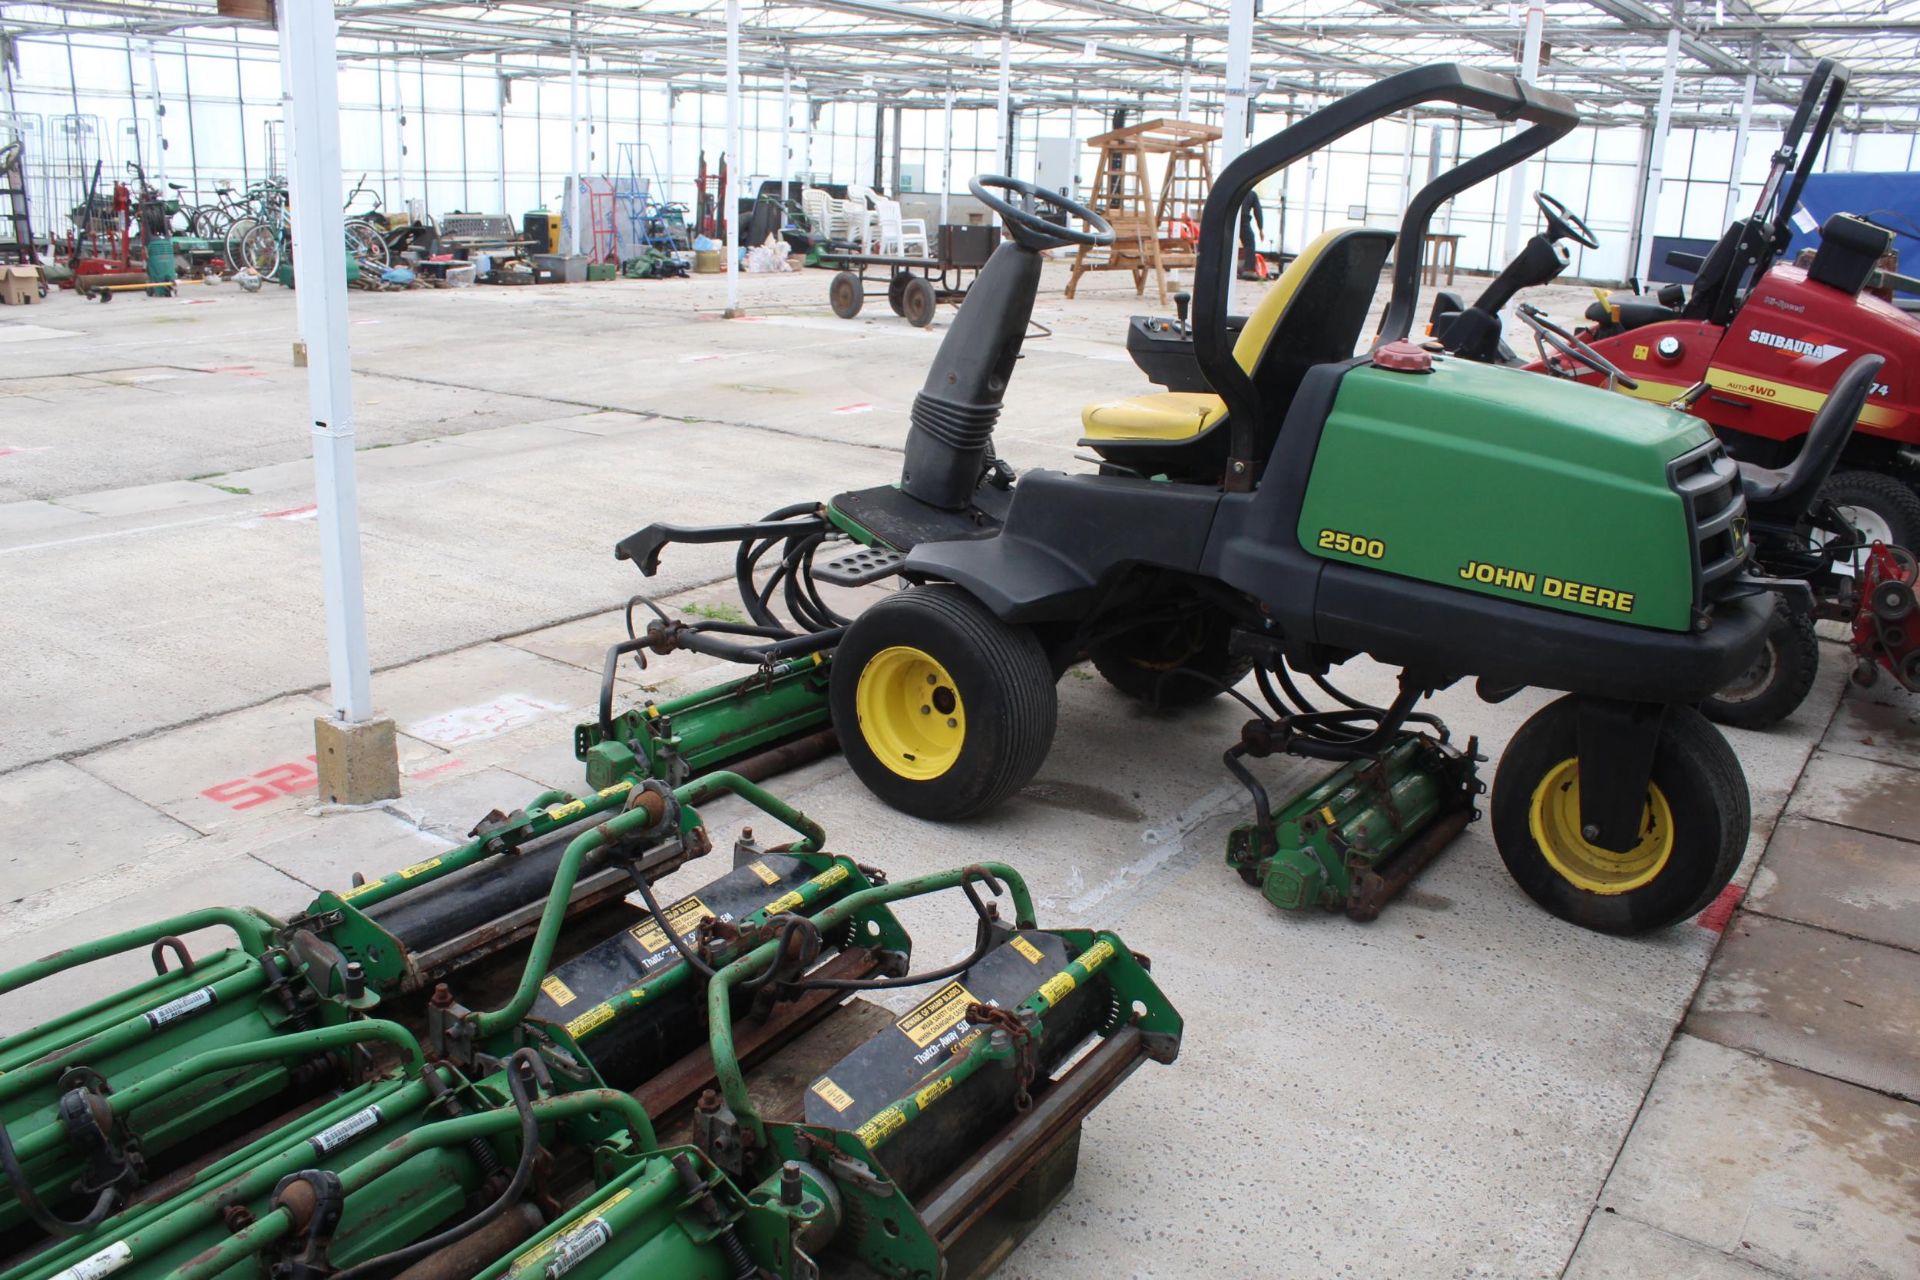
969 175 1114 251
1535 192 1599 250
1517 304 1639 390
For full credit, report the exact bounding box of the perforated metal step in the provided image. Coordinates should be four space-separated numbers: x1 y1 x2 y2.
814 545 907 586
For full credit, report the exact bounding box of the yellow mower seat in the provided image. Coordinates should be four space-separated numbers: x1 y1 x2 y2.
1080 391 1226 441
1080 225 1388 447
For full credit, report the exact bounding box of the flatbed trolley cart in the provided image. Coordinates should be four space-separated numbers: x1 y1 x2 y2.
823 222 1006 328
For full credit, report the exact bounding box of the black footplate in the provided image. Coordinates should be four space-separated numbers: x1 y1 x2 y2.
814 545 908 586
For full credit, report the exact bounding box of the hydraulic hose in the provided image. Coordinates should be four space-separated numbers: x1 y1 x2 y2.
326 1049 544 1280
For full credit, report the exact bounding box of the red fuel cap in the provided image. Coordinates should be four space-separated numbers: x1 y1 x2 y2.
1372 340 1435 372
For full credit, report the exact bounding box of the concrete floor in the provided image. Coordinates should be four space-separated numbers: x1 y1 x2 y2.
2 262 1915 1279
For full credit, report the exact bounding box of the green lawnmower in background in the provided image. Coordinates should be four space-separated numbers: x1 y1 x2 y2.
624 64 1778 937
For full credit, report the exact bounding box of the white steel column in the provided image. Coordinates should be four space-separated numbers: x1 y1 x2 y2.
1399 108 1416 211
779 67 792 205
1501 0 1545 259
139 41 165 176
664 90 676 207
1633 13 1681 281
567 18 582 256
996 19 1012 171
724 0 743 315
1724 70 1755 224
278 0 372 724
940 83 954 226
1222 0 1254 168
495 56 508 214
1178 44 1192 121
390 56 407 213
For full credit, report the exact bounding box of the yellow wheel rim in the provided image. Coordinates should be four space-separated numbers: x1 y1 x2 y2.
855 646 967 781
1528 758 1675 895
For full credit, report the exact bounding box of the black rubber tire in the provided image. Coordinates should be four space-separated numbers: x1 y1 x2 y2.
1821 470 1920 556
1491 696 1749 935
1700 598 1820 730
830 585 1057 820
887 271 910 315
901 277 937 328
829 270 863 319
1088 606 1252 710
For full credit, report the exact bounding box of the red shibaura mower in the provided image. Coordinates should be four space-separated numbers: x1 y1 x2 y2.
1426 58 1920 726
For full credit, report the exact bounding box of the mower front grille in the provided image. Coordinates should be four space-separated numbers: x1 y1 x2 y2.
1668 438 1748 605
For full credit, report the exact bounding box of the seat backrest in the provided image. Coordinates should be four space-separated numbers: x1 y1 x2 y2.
1746 353 1885 521
1229 225 1395 461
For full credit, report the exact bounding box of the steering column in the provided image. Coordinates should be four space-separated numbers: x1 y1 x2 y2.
900 176 1113 510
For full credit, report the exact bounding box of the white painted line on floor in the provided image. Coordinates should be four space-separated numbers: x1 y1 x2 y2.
1065 780 1243 918
406 694 568 746
0 506 248 557
0 324 83 344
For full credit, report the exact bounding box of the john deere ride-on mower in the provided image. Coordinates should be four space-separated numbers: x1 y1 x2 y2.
623 64 1778 938
3 675 1177 1276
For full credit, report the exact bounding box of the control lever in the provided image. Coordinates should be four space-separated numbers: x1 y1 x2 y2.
1174 291 1191 336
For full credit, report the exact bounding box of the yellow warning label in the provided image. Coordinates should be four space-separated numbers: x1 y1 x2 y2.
1632 344 1650 361
398 857 443 880
896 980 976 1049
764 863 850 916
747 860 780 886
1080 938 1116 973
628 895 710 955
1009 936 1044 964
914 1074 955 1112
1037 972 1076 1006
546 799 587 822
855 1105 906 1148
565 1002 615 1040
597 781 634 797
340 880 381 902
540 975 577 1007
508 1186 631 1274
811 1077 855 1112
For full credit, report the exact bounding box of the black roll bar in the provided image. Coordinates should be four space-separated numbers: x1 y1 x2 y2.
1190 63 1578 490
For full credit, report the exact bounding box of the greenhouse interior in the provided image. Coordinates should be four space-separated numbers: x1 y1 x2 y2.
1 2 1918 1279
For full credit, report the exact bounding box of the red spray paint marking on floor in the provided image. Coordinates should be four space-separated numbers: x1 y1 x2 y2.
263 504 318 521
831 403 873 415
0 447 17 459
408 757 467 781
1695 882 1745 933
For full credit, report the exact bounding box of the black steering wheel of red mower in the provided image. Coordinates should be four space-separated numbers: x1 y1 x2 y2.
970 175 1115 251
1517 303 1638 390
1535 191 1600 250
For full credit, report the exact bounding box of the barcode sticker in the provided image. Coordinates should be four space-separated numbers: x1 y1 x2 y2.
309 1104 383 1155
547 1219 612 1275
143 986 216 1029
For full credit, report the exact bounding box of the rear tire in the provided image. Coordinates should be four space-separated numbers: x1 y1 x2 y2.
901 277 937 328
1700 598 1820 730
1821 470 1920 567
1088 605 1252 710
831 585 1056 820
1491 696 1749 935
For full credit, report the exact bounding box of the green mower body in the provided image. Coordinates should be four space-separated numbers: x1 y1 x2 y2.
1299 358 1727 633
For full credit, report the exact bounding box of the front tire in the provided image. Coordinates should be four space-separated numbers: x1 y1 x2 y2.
831 585 1057 820
1491 697 1749 935
1700 598 1820 730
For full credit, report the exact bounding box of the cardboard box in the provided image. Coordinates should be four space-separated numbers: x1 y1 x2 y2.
0 265 43 305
